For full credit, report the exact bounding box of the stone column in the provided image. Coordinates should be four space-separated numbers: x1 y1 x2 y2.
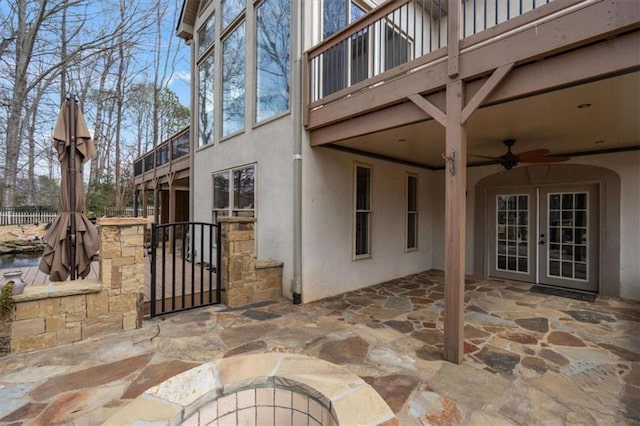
98 217 148 331
219 217 282 307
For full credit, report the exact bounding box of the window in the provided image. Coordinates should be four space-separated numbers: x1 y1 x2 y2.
321 0 368 97
222 0 244 30
198 53 215 147
406 174 418 250
256 0 290 123
213 165 255 222
354 164 371 257
222 23 246 137
156 144 169 166
198 13 215 56
384 25 411 71
172 132 190 159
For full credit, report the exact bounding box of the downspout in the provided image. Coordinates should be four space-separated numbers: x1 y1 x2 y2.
187 37 195 223
291 0 303 304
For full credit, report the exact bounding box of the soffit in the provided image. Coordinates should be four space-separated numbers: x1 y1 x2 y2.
177 0 200 39
333 71 640 167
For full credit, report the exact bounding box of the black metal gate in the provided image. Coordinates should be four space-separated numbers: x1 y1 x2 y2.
149 221 222 317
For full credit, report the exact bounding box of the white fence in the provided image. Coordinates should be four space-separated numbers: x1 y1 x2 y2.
0 209 58 226
0 206 155 226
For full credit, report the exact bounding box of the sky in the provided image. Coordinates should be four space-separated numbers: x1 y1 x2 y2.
0 0 194 181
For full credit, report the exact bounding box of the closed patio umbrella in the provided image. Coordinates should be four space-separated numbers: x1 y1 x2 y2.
39 95 98 281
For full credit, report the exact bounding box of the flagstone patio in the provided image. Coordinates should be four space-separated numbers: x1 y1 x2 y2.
0 270 638 425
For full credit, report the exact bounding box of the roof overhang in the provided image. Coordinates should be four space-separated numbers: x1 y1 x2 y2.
176 0 200 40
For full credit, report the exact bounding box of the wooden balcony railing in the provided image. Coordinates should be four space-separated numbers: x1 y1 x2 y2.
133 128 190 179
306 0 555 112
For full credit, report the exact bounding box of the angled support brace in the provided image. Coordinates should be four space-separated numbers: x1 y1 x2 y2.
461 62 514 124
408 94 447 127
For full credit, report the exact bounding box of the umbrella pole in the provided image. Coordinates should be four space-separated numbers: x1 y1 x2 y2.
68 94 77 281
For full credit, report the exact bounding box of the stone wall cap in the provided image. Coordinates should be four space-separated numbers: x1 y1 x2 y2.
98 217 150 226
255 259 284 269
14 278 103 302
217 217 256 223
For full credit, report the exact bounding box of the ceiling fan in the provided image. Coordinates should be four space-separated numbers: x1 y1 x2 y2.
472 139 570 170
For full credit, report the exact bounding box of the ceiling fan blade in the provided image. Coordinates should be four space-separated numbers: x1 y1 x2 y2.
515 149 550 161
470 154 501 160
521 156 571 163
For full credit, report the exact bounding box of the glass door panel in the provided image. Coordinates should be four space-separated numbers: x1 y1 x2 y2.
540 186 598 292
496 194 529 274
488 188 535 283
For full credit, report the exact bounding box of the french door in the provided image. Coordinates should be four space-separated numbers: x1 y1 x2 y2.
489 185 598 292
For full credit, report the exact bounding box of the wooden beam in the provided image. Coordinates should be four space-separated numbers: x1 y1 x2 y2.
447 0 460 77
309 32 640 145
444 80 467 364
309 0 581 111
461 63 514 124
485 31 640 104
306 0 639 129
408 94 447 126
311 100 440 146
141 182 148 218
323 145 435 170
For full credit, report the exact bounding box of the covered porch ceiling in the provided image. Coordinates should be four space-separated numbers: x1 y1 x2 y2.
328 71 640 169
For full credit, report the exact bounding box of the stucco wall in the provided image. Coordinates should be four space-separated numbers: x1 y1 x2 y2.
431 151 640 300
191 115 295 298
301 146 435 303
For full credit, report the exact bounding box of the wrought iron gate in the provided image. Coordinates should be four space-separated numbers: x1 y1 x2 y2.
149 221 222 317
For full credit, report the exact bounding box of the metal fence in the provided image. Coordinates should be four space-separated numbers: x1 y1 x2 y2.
100 206 154 218
149 221 221 317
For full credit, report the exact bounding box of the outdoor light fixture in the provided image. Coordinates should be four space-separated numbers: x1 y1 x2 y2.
577 103 592 109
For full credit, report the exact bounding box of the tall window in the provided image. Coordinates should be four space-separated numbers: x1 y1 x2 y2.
350 4 367 85
222 23 246 137
354 164 371 257
222 0 244 30
198 13 215 56
322 0 367 97
406 174 418 250
384 25 411 71
213 164 255 222
198 53 215 147
256 0 290 123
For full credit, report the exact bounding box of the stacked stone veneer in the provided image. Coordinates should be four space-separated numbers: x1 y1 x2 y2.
0 217 146 355
219 218 283 307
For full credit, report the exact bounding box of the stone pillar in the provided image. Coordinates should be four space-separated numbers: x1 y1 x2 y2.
98 217 148 331
219 217 282 307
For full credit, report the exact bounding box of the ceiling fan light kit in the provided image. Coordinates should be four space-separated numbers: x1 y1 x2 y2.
472 139 571 170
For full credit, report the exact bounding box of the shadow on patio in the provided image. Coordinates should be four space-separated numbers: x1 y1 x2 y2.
0 270 638 424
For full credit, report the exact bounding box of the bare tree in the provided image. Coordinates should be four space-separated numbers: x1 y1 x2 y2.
1 0 149 207
0 0 188 211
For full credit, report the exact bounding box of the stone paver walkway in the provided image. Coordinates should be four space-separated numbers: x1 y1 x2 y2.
0 270 638 425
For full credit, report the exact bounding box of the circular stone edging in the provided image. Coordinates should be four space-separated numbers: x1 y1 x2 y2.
105 353 395 426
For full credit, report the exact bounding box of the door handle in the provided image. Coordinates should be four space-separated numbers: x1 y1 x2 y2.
539 234 545 245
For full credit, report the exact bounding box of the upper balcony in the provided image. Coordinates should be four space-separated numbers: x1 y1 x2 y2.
133 127 191 188
304 0 640 150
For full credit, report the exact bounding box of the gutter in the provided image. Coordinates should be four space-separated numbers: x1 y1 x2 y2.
291 0 303 304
